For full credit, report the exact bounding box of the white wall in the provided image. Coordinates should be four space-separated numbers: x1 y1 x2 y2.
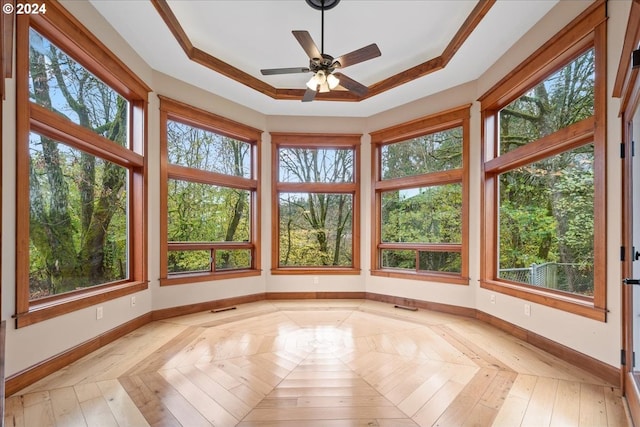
0 0 630 377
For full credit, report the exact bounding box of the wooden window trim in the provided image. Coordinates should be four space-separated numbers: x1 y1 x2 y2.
478 0 607 322
271 133 361 274
370 105 470 283
159 97 262 286
14 2 149 328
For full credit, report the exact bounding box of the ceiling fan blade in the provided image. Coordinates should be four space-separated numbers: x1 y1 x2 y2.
261 67 310 75
302 87 317 102
292 30 322 59
333 72 368 97
334 44 381 69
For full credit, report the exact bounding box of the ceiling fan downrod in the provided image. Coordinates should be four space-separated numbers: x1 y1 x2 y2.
305 0 341 54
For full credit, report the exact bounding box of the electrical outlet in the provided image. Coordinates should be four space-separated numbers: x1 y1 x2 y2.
490 294 496 304
131 296 136 307
313 276 319 285
524 304 531 316
96 306 104 320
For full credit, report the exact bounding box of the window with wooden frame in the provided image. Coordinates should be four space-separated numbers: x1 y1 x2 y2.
479 1 606 321
15 2 150 327
159 97 261 285
271 133 361 274
371 106 470 284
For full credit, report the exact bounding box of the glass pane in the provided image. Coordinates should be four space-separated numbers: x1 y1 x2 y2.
499 49 594 155
279 192 353 267
418 251 461 273
168 250 211 274
215 249 251 270
382 127 462 179
29 133 128 299
168 180 250 242
381 184 462 243
279 148 354 183
381 250 415 270
167 120 251 177
28 28 130 147
498 144 594 296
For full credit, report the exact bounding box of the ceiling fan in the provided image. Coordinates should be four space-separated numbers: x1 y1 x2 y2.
260 0 381 102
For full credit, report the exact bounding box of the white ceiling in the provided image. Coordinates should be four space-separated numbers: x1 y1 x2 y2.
88 0 560 117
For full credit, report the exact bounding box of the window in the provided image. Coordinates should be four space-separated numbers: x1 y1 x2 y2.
271 133 360 274
15 3 149 327
371 106 470 284
159 97 261 285
479 1 606 320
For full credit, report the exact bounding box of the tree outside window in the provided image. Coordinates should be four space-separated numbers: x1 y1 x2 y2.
371 106 470 284
479 2 606 320
272 134 360 274
16 4 149 327
159 97 261 285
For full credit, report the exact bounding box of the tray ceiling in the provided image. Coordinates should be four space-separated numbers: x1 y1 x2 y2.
88 0 562 117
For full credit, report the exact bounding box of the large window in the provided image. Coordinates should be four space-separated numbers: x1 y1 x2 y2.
271 133 360 274
15 3 149 327
371 106 470 284
479 2 606 320
160 97 261 285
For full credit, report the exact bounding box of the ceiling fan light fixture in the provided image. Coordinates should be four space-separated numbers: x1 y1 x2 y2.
306 70 328 91
326 73 340 89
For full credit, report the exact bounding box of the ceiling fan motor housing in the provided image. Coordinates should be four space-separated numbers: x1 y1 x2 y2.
310 54 339 74
305 0 340 11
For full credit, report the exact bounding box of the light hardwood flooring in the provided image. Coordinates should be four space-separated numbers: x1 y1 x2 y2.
4 300 630 426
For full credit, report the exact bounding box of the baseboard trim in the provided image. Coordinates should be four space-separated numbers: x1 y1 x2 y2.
266 291 366 300
476 311 619 386
151 293 266 321
5 291 620 396
365 292 477 318
5 312 152 397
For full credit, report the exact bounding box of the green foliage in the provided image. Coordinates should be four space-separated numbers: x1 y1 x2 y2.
278 147 354 267
279 193 352 267
167 121 251 177
381 184 462 244
500 49 594 153
28 29 129 299
166 123 252 274
382 127 463 180
497 49 596 295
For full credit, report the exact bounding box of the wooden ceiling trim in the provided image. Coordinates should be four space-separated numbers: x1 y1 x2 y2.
441 0 497 64
150 0 496 103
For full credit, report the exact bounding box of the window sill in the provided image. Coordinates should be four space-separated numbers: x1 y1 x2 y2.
15 281 148 328
160 269 262 286
371 269 469 285
480 279 606 322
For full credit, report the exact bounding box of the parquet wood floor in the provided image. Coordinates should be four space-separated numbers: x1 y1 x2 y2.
4 300 630 426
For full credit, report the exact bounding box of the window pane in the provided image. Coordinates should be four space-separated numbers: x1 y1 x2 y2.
168 250 211 274
29 133 128 299
167 120 251 177
418 251 461 273
381 184 462 243
279 193 353 267
381 250 415 270
215 249 251 270
499 49 594 155
498 144 594 296
381 127 462 179
28 29 130 147
168 180 250 242
279 148 353 183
